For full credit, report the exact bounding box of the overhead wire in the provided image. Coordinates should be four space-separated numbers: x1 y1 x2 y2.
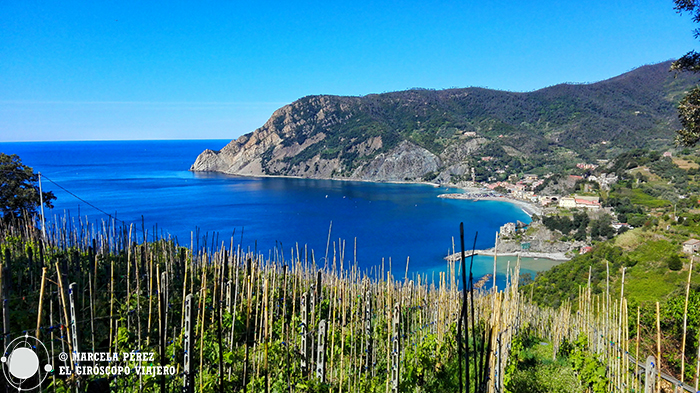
39 173 133 230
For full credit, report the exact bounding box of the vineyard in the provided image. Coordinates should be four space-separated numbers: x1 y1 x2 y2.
0 215 698 392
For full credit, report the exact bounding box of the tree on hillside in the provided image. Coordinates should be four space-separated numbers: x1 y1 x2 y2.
590 215 615 241
0 153 56 221
672 1 700 145
667 253 683 271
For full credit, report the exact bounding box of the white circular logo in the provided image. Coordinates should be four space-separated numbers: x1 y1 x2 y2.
1 333 52 391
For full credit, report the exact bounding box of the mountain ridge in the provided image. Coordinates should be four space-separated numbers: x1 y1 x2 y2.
191 61 698 183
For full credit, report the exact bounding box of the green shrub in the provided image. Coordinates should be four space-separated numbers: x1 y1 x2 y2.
667 254 683 271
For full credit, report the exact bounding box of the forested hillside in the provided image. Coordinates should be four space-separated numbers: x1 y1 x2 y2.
192 61 697 182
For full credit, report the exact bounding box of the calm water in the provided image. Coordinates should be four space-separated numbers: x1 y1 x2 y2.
1 140 542 287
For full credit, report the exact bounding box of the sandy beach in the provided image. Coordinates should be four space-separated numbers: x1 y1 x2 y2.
438 192 543 217
472 196 542 217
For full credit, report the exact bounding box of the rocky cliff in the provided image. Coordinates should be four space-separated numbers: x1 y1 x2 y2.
191 61 695 182
190 94 456 181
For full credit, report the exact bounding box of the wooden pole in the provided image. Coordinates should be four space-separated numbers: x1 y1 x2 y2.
391 303 400 393
183 293 194 393
68 282 81 393
317 319 328 382
301 291 309 375
645 355 656 393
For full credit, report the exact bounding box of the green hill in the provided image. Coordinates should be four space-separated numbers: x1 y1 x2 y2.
192 61 698 182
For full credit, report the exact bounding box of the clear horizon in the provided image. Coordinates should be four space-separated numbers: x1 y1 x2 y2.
1 1 697 142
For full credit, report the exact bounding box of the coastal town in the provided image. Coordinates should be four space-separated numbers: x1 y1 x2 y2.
441 149 700 263
438 162 615 215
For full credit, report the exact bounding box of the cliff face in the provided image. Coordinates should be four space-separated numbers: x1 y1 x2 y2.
191 134 443 181
191 61 696 182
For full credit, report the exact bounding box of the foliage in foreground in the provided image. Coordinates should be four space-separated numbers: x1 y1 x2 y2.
504 331 584 393
0 216 481 392
0 153 56 221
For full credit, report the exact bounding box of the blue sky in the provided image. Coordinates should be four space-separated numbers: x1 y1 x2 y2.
1 1 698 142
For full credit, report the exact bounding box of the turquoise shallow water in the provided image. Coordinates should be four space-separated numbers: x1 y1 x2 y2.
0 140 541 287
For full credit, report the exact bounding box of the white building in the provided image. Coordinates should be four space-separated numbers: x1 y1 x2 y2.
683 239 700 254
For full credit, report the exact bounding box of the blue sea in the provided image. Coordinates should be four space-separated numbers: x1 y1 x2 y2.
1 140 548 287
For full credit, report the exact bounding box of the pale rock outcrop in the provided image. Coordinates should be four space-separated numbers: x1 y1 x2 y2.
351 141 442 181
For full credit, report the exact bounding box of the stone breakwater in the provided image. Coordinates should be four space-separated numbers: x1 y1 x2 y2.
445 250 569 262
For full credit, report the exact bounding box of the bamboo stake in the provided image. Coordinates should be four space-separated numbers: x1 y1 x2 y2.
681 258 693 385
339 323 345 393
282 265 290 393
50 284 56 393
636 306 640 393
135 249 144 352
656 301 661 393
493 231 498 292
88 272 96 367
182 249 189 331
230 259 240 372
263 276 269 389
109 252 115 354
127 227 132 332
255 266 263 353
243 265 253 392
54 262 75 369
199 267 208 393
216 264 225 393
36 267 47 339
623 299 629 393
618 267 626 392
606 261 610 367
385 270 391 393
147 251 154 346
696 318 700 393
